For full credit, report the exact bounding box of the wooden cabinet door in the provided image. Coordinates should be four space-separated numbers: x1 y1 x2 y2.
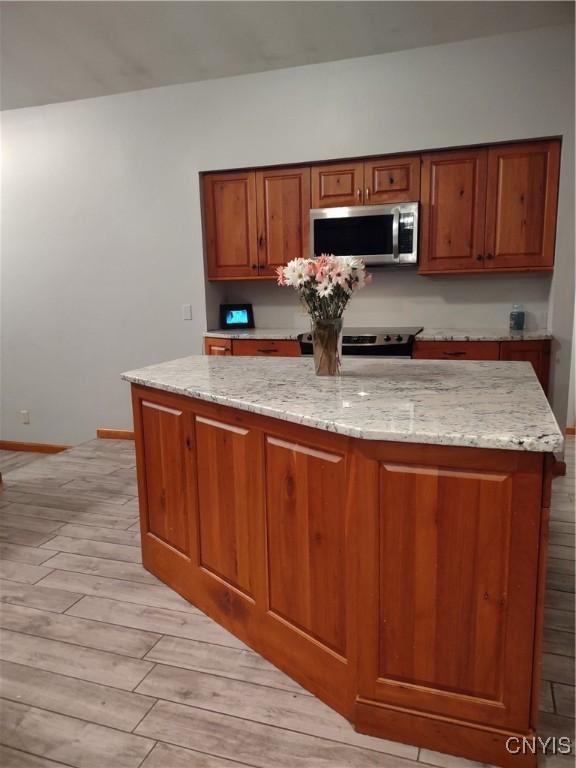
265 434 349 656
311 161 364 208
357 447 543 730
231 339 300 357
419 149 487 273
412 340 500 360
256 168 310 274
139 401 193 555
203 171 258 279
485 141 560 270
132 387 221 622
204 337 232 356
194 413 262 598
364 155 421 204
500 340 551 393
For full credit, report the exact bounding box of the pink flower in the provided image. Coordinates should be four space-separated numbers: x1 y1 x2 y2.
276 266 286 285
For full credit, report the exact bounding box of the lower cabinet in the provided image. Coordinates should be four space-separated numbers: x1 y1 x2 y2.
132 387 352 718
204 337 232 356
355 444 541 733
413 339 551 393
500 340 551 394
204 337 301 357
131 385 549 767
412 340 500 360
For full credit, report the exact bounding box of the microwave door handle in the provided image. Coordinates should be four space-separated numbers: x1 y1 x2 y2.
392 209 400 262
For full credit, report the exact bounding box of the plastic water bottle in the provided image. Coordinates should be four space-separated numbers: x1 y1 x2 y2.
509 304 525 331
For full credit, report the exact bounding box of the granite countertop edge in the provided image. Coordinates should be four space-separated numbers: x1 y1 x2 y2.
204 328 553 342
122 357 563 454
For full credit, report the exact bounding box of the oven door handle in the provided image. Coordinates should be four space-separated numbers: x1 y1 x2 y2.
392 208 400 263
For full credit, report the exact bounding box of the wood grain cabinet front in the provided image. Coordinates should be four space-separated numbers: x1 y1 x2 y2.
312 156 420 208
419 149 488 273
355 445 543 741
500 339 551 393
203 139 560 280
311 161 364 208
363 155 421 204
412 340 500 360
419 139 560 274
132 385 551 768
485 142 560 271
231 339 300 357
204 338 300 357
203 171 258 279
204 337 232 356
256 167 310 275
204 167 311 279
413 339 551 395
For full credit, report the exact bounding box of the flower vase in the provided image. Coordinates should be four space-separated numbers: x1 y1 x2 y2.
312 318 343 376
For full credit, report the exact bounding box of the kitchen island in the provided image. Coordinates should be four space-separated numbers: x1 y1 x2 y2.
122 356 563 768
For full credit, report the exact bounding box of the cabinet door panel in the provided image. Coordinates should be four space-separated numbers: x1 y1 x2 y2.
256 168 310 273
204 337 232 356
231 339 300 357
195 415 260 596
485 142 560 270
265 435 347 655
203 172 258 279
364 156 421 204
359 458 541 729
311 162 364 208
412 340 500 360
500 340 550 394
140 400 193 556
419 150 487 272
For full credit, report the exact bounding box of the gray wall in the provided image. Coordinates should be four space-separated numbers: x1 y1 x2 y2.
2 24 574 444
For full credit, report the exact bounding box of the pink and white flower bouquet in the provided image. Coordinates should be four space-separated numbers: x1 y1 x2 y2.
276 254 371 321
277 255 371 375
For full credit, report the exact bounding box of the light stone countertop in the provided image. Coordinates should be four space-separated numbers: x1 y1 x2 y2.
205 328 302 340
122 356 563 453
416 328 552 341
204 328 552 342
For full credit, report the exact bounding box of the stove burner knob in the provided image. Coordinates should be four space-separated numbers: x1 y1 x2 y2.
395 335 403 342
384 335 391 342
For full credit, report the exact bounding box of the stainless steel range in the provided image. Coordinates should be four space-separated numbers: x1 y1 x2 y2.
298 327 422 359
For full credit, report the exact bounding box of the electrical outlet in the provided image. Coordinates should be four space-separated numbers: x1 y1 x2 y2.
181 304 193 321
20 410 30 425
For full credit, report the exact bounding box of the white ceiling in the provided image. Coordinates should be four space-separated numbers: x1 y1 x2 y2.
1 1 574 110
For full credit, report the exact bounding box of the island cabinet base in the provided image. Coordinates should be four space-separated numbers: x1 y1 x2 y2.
131 384 551 768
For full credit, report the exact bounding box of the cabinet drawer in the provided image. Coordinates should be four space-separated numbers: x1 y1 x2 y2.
232 339 301 357
412 341 500 360
204 337 232 356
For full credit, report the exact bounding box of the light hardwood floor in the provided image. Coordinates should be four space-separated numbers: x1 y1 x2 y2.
0 451 45 474
0 438 574 768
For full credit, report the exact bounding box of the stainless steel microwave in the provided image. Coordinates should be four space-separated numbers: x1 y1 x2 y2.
310 202 419 266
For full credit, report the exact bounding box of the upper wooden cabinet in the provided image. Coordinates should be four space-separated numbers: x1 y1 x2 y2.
311 155 420 208
419 139 560 274
256 167 310 276
419 149 488 273
203 139 561 280
203 171 258 279
484 141 560 270
204 167 310 279
311 161 364 208
363 155 421 204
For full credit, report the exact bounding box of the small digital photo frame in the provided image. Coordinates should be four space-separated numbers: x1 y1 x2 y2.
219 303 255 330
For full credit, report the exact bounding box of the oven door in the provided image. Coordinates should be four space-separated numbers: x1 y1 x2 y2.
310 202 418 266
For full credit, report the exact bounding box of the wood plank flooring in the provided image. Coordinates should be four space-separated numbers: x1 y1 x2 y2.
0 437 573 768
